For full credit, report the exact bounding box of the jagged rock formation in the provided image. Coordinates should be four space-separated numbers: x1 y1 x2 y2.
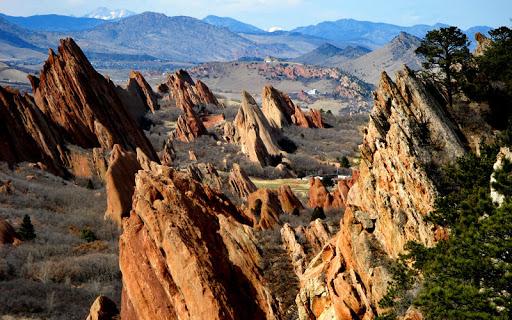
127 71 159 113
0 86 68 176
86 296 119 320
231 91 285 166
228 163 258 201
170 103 208 142
160 137 176 166
261 85 325 129
119 162 279 320
490 147 512 206
28 38 158 161
277 185 304 214
297 67 466 319
104 145 141 227
164 69 221 109
187 163 223 191
201 114 226 128
474 32 492 57
0 218 20 245
245 188 284 230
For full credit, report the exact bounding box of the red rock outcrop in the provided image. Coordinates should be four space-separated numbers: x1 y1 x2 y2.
28 38 158 161
232 91 285 166
171 103 208 142
86 296 119 320
245 188 284 230
104 145 141 227
297 67 466 319
308 178 336 209
187 163 223 191
277 185 304 214
127 71 159 113
166 70 221 110
306 109 325 129
119 162 279 320
0 218 20 245
261 85 324 129
474 32 492 57
228 163 258 201
0 85 69 176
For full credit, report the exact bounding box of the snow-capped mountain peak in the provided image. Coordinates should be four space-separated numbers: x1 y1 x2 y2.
84 7 135 20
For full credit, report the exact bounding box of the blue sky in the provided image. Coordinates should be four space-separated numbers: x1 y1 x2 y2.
0 0 510 30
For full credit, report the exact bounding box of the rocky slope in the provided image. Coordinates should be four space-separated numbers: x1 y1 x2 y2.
297 66 467 319
119 161 279 320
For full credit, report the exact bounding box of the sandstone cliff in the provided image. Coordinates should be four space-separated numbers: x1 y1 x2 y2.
297 67 466 319
28 38 157 161
119 162 279 320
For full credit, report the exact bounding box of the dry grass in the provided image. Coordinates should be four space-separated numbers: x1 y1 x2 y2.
251 178 310 201
0 163 120 320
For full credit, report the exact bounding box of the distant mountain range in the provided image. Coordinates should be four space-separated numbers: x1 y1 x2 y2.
293 18 491 49
83 7 136 20
203 15 264 34
0 10 494 67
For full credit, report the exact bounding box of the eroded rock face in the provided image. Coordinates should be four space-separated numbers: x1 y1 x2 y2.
245 188 284 230
228 163 258 201
277 185 304 214
232 91 285 166
104 145 141 227
261 85 324 129
490 147 512 206
0 218 20 245
171 103 208 143
119 162 278 320
160 137 176 166
0 86 68 176
308 178 338 209
29 38 157 161
127 71 159 113
187 163 223 191
298 67 466 319
166 70 221 110
86 296 119 320
261 85 295 128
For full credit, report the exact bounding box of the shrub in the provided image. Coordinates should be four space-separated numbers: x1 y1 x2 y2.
79 229 98 243
340 156 350 168
18 215 36 241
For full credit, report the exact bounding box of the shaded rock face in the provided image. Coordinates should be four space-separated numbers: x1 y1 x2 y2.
171 103 208 143
277 185 304 214
86 296 119 320
228 163 258 201
0 218 20 245
0 86 68 176
297 67 467 319
245 188 284 230
119 162 279 320
104 145 141 227
127 71 159 113
187 163 223 192
166 69 221 110
29 38 157 161
261 85 295 128
232 91 285 166
160 137 176 166
261 85 324 129
201 114 225 129
307 177 348 210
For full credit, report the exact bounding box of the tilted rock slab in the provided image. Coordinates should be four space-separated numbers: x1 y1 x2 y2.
120 162 279 320
297 67 466 319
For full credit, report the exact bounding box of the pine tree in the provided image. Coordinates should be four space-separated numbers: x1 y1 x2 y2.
18 214 36 241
